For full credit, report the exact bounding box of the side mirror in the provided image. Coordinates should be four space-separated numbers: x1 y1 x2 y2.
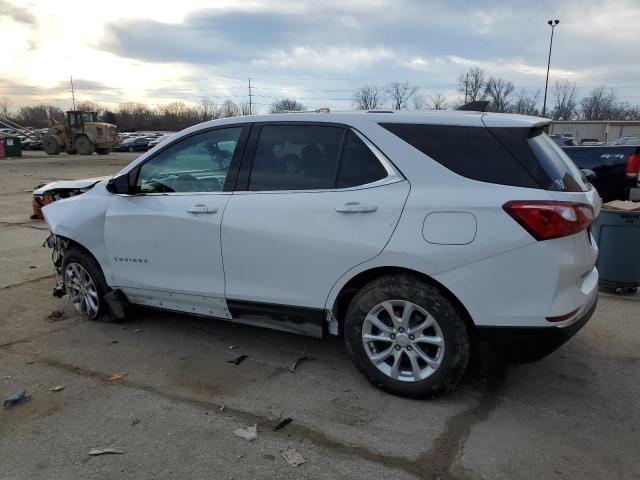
580 169 596 182
106 173 132 194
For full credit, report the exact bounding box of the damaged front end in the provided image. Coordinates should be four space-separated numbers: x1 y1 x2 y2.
31 177 109 220
44 233 69 298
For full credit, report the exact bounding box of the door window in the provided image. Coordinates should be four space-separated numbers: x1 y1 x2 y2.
136 127 242 193
248 125 388 191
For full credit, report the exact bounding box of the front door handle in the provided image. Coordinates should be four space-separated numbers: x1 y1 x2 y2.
335 202 378 213
187 204 218 214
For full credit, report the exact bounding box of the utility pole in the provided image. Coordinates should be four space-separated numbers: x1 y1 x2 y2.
70 75 76 110
542 19 559 118
248 77 253 115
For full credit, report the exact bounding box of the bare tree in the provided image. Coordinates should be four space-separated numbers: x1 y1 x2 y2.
16 104 64 128
353 85 383 110
414 93 448 110
552 80 577 120
76 100 101 113
509 89 540 116
485 77 514 112
238 99 252 116
0 97 11 117
458 67 487 103
216 100 241 118
385 81 418 110
579 86 618 120
269 97 305 113
199 97 219 121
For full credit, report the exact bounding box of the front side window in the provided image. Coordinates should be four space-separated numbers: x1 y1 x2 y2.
136 127 242 193
248 125 388 191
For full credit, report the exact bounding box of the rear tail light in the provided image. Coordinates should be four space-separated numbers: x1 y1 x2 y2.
626 153 640 178
546 307 580 323
503 201 595 241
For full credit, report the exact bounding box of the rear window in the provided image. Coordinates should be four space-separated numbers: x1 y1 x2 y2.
380 123 588 192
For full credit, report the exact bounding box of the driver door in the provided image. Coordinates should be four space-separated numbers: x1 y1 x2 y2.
104 125 248 318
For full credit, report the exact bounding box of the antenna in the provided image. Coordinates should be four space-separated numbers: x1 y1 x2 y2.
248 77 253 115
70 75 76 110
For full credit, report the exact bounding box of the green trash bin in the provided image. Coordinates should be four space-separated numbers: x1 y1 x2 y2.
592 208 640 294
0 134 22 157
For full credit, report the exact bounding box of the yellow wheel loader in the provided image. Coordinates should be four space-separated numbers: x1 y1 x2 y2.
42 111 118 155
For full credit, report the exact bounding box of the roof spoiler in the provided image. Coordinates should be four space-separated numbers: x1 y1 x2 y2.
457 101 489 112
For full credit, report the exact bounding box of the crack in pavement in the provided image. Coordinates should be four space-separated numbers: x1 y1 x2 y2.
1 348 491 479
2 274 55 290
415 369 505 480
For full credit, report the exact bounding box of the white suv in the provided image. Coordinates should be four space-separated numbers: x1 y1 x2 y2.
43 111 600 398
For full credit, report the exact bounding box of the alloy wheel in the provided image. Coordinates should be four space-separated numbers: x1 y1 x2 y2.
362 300 445 382
65 262 100 319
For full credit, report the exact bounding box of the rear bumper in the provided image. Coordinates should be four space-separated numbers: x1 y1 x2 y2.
476 293 598 363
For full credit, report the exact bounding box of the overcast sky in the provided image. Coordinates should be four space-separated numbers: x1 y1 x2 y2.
1 0 639 113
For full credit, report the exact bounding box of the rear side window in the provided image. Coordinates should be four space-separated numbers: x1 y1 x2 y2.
337 131 388 188
380 123 540 188
526 132 588 192
248 126 388 191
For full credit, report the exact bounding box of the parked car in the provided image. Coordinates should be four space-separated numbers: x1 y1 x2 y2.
147 133 175 150
113 136 153 152
608 136 640 146
549 134 576 146
42 111 600 398
561 145 640 202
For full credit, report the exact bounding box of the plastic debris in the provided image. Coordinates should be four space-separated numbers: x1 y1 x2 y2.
228 345 238 349
289 356 308 373
228 355 248 365
219 404 225 412
88 448 124 456
106 373 127 381
134 329 142 333
3 390 30 408
281 448 306 467
233 424 257 441
272 418 293 431
50 385 65 392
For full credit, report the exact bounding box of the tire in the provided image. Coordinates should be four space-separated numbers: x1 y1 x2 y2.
344 274 470 399
42 135 61 155
61 247 115 322
75 135 95 155
96 148 111 155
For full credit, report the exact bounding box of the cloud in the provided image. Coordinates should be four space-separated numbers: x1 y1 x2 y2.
0 0 37 25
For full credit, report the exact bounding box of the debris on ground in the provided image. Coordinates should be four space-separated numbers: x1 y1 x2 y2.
233 425 257 441
281 448 306 467
47 310 65 321
228 345 237 349
228 355 248 365
106 373 127 381
131 418 140 426
3 390 31 408
88 448 125 456
134 329 142 333
50 385 65 392
258 452 275 460
272 418 293 431
289 355 308 373
219 404 225 412
25 361 34 365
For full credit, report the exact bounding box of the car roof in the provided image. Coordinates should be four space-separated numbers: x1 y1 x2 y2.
192 110 549 130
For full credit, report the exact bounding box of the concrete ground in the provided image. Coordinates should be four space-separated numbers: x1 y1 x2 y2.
1 150 639 480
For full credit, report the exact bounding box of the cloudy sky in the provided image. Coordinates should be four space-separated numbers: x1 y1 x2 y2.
1 0 639 113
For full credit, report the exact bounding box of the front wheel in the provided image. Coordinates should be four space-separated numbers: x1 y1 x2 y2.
62 248 115 321
344 274 470 399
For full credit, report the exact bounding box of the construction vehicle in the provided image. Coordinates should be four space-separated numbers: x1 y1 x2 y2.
42 111 118 155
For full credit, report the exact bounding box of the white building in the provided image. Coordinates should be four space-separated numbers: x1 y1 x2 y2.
549 121 640 144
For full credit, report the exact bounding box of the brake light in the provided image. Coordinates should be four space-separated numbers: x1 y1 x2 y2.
546 307 580 323
626 153 640 178
503 201 595 241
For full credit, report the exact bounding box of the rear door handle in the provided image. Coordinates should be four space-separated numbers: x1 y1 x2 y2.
335 202 378 213
187 204 218 214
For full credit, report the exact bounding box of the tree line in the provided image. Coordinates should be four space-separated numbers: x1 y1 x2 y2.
2 67 639 131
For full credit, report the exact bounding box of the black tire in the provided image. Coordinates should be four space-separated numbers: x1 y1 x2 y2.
42 135 61 155
128 146 134 152
75 135 95 155
344 274 470 399
96 148 111 155
61 247 115 322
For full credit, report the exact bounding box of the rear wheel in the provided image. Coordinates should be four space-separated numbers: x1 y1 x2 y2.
75 135 95 155
344 274 470 398
42 135 61 155
62 248 115 321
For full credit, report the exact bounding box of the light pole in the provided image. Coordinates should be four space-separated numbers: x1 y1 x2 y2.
542 19 559 117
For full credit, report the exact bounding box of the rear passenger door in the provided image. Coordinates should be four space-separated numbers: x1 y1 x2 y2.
221 123 410 336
